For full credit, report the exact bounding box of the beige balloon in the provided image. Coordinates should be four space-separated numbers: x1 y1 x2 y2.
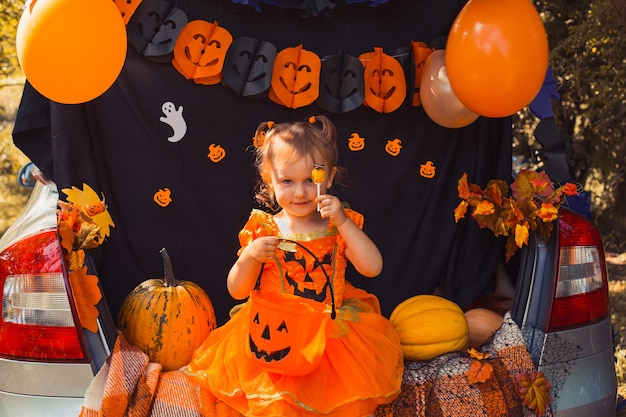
420 50 479 129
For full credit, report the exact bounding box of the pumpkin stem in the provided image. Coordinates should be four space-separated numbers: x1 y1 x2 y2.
160 248 176 287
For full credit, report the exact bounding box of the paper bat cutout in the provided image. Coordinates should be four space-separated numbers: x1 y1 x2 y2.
127 0 188 63
222 36 277 98
359 47 407 113
172 20 233 85
317 51 364 114
268 44 321 109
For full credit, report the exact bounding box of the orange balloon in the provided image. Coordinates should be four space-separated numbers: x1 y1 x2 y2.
16 0 127 104
420 50 479 128
445 0 548 118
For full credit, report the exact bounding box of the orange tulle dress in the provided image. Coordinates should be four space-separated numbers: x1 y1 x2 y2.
184 209 404 417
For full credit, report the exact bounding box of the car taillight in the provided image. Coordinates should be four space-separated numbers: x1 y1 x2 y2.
0 230 87 361
547 209 610 331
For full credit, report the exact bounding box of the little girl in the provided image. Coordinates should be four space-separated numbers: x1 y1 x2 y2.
185 115 403 417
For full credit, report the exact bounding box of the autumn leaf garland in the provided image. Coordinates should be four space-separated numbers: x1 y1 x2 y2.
454 170 578 261
57 200 106 333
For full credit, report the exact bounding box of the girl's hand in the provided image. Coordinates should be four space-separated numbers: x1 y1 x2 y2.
317 194 347 227
246 236 279 263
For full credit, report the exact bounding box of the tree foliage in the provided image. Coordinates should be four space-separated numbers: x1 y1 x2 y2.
0 0 25 78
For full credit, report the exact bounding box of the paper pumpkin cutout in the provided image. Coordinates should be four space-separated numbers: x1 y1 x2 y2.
317 51 364 114
154 188 172 207
207 144 226 162
222 36 277 98
113 0 143 25
410 41 433 106
62 184 115 237
172 20 233 85
247 290 330 376
16 0 127 104
268 44 321 109
385 138 402 156
359 47 407 113
347 133 365 151
127 0 188 63
420 161 436 178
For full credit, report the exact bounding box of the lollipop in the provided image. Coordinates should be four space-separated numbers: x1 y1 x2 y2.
312 164 326 211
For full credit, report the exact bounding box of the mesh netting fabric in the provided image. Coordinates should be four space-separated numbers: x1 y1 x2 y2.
375 313 554 417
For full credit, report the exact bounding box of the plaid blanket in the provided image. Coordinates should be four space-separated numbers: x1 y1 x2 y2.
375 313 553 417
83 315 550 417
79 332 209 417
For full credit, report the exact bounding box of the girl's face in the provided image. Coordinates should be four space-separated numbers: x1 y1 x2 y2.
268 142 333 219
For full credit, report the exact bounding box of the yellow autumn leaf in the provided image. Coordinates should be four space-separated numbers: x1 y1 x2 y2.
518 371 551 416
68 266 102 333
62 183 115 237
515 223 529 248
538 202 558 223
468 348 489 360
66 249 85 271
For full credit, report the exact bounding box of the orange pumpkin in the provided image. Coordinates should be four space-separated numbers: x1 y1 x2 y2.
117 248 216 371
464 308 504 348
390 294 469 361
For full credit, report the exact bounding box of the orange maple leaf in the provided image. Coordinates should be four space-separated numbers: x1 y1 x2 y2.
563 182 578 196
457 173 470 200
475 200 495 216
518 371 552 416
466 359 493 384
68 266 102 333
538 203 558 223
454 201 468 223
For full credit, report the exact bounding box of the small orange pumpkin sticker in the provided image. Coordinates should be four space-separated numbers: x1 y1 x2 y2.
420 161 436 178
154 188 172 207
385 138 402 156
208 144 226 162
347 133 365 151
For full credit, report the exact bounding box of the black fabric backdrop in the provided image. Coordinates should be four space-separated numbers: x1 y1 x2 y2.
13 0 512 325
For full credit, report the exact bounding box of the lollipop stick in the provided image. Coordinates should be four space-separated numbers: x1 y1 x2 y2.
317 183 321 211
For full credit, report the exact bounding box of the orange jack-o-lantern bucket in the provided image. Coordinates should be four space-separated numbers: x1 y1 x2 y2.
247 289 334 376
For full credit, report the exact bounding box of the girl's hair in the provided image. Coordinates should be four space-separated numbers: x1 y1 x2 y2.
252 115 347 211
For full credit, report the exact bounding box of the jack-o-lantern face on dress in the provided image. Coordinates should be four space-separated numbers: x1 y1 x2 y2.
247 290 330 376
359 47 407 113
223 36 277 98
172 20 233 85
317 51 363 114
268 44 321 109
